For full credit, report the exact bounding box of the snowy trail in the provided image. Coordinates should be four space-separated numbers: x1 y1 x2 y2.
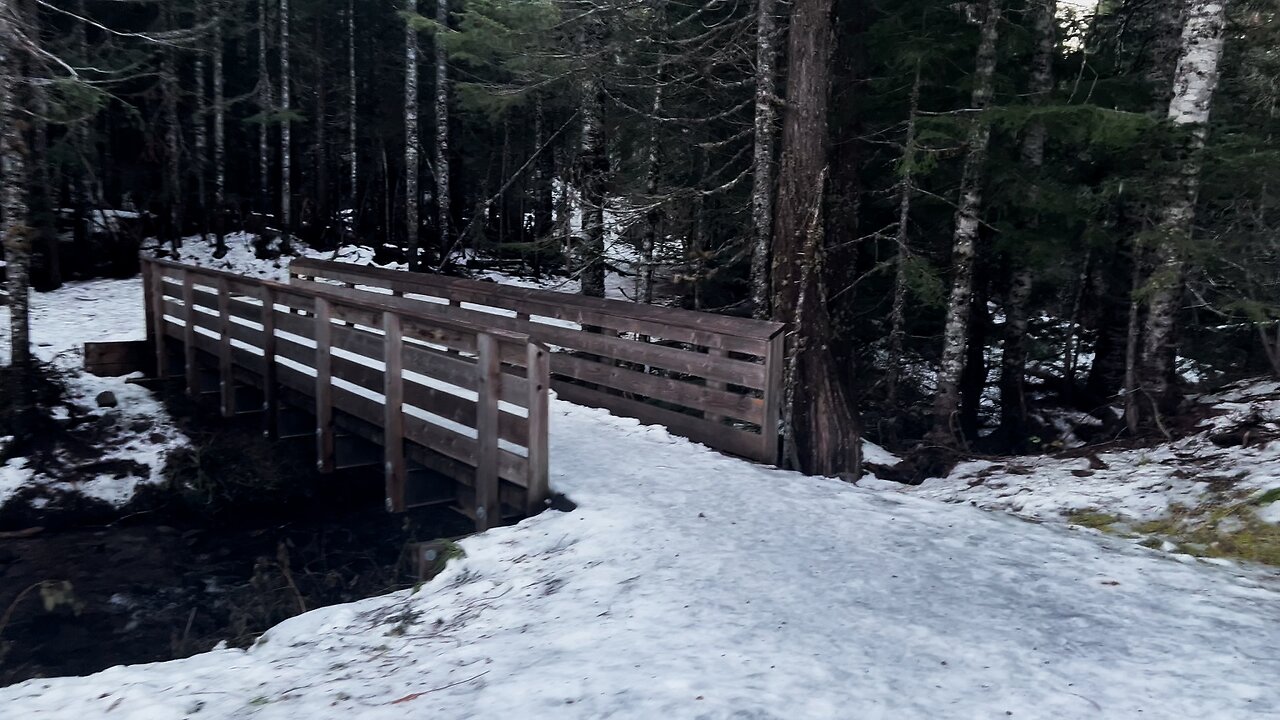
3 396 1278 718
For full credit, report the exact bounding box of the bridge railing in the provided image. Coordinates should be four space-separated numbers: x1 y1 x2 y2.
142 257 550 529
289 258 786 465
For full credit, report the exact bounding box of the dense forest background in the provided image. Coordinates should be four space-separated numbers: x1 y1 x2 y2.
2 0 1278 477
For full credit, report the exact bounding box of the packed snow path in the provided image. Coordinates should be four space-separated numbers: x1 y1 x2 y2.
3 398 1279 717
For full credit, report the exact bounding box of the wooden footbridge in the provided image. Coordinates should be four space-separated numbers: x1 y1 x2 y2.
139 257 785 530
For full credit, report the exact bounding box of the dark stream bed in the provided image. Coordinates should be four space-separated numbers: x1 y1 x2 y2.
0 470 469 688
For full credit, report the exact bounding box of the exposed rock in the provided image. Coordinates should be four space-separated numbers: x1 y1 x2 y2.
95 391 118 408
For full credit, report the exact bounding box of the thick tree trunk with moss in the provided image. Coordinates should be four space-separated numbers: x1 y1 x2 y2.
770 0 860 477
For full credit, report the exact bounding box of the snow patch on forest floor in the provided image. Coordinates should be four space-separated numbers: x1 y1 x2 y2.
171 231 653 303
168 232 391 282
863 378 1280 564
3 398 1279 718
0 278 187 512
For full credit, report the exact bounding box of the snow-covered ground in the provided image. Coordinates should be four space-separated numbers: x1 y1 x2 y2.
3 398 1279 717
0 278 186 510
5 250 1280 717
863 380 1280 532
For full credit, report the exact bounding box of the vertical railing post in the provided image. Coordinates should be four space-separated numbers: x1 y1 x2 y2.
761 330 785 465
706 347 726 425
524 341 550 516
474 333 501 530
315 297 335 472
216 277 235 417
181 272 198 398
383 312 407 512
142 260 156 371
260 285 278 438
147 262 168 380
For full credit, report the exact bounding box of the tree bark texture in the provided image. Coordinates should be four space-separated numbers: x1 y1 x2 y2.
1136 0 1229 420
749 0 778 319
770 0 860 477
929 0 1001 446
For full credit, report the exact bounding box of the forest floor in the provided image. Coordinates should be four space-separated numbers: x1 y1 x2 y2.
1 239 1278 717
863 380 1280 567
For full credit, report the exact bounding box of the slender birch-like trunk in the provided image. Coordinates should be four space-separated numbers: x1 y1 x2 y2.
928 0 1002 445
194 12 209 243
434 0 451 263
258 0 273 216
749 0 778 319
531 95 553 247
1 14 32 377
279 0 292 248
72 0 90 256
578 73 606 298
162 0 182 253
404 0 420 267
1136 0 1230 420
213 0 227 252
886 63 922 411
348 0 358 213
640 83 662 305
998 0 1055 440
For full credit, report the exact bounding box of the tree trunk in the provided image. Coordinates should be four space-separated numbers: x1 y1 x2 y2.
577 55 607 298
213 0 227 254
258 0 273 218
404 0 421 267
531 96 553 247
313 12 329 243
928 0 1001 447
1146 0 1189 113
279 0 293 250
640 84 662 305
348 0 359 217
2 12 35 426
770 0 860 477
434 0 451 264
31 84 60 291
72 0 90 263
749 0 778 319
885 63 922 414
195 13 209 244
162 0 183 254
998 0 1054 443
1136 0 1229 422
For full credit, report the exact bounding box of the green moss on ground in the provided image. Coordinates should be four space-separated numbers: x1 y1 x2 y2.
1065 510 1121 531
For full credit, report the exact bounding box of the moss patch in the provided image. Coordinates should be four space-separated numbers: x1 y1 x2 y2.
1065 510 1120 531
1127 500 1280 567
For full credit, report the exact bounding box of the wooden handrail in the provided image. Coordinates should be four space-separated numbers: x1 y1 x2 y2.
142 257 550 529
289 258 785 465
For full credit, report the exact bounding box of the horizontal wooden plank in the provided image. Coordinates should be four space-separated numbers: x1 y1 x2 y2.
551 353 764 424
293 280 767 388
311 271 770 355
292 258 784 343
552 381 766 462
